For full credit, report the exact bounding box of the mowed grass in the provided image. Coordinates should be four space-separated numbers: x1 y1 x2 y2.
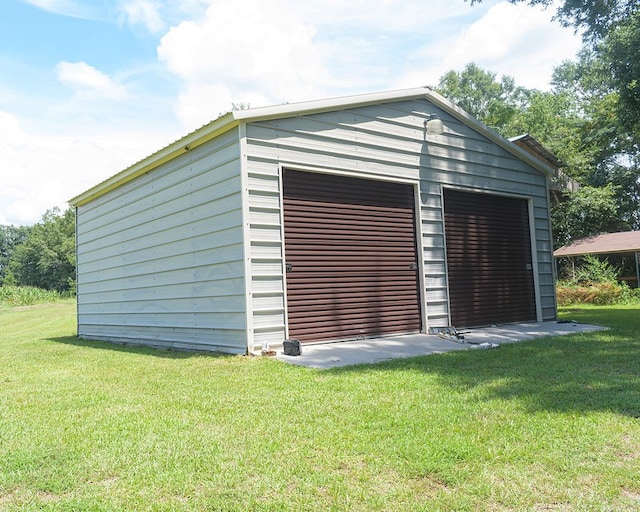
1 301 639 511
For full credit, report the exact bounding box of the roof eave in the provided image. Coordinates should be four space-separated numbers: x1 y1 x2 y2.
554 248 640 257
553 231 640 256
70 112 238 207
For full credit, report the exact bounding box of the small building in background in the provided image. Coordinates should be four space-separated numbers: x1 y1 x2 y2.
510 133 580 204
554 231 640 288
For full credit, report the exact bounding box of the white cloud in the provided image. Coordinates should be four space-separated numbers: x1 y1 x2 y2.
156 0 487 129
56 61 128 100
396 2 582 90
444 2 581 89
117 0 164 33
157 0 581 130
0 110 175 225
158 0 333 129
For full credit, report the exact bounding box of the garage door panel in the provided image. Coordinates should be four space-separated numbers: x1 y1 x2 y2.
283 170 421 343
288 286 418 299
286 248 417 258
288 316 422 342
286 271 417 283
444 189 536 327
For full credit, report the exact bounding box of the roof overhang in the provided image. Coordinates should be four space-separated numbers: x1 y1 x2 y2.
509 134 562 170
70 86 555 207
554 231 640 257
70 112 238 207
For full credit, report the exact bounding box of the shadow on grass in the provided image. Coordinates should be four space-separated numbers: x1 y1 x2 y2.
330 310 640 418
47 335 233 360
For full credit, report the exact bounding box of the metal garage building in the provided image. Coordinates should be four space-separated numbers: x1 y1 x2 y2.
70 87 558 354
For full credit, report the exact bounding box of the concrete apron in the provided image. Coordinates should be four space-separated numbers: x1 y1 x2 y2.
275 321 607 369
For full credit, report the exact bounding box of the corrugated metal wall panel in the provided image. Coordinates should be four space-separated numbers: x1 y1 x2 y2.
78 278 244 304
282 170 421 343
80 232 243 273
79 326 243 353
76 129 248 353
77 142 241 226
243 98 556 340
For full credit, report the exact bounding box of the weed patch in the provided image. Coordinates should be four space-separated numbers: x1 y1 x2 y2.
0 285 66 307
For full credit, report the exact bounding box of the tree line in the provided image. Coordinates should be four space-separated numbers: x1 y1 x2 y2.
0 208 75 293
1 0 637 293
455 0 639 246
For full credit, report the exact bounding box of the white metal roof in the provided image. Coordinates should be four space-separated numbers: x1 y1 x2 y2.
70 86 556 207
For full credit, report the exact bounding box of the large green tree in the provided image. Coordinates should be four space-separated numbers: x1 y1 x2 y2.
7 208 76 293
436 59 639 246
468 0 640 143
467 0 637 37
552 55 640 231
551 184 621 247
0 224 31 286
436 62 530 134
600 10 640 142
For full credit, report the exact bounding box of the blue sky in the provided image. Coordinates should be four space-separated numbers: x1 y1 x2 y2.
0 0 582 226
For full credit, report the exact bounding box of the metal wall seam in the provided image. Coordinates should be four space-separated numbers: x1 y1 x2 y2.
527 197 544 322
439 185 453 328
238 120 256 354
278 164 291 342
75 206 80 337
413 181 429 332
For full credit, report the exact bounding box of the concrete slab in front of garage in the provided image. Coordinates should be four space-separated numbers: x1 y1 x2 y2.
276 321 606 369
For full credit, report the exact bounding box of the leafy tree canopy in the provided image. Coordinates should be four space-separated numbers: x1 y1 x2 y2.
551 184 621 247
468 0 640 143
468 0 638 38
0 224 31 285
6 207 76 293
436 63 530 133
436 57 639 247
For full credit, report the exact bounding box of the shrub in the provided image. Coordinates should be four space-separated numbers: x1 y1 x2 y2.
559 254 621 285
556 281 635 306
555 254 640 305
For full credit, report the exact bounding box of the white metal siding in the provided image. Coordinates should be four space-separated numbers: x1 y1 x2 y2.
243 99 555 343
76 129 248 353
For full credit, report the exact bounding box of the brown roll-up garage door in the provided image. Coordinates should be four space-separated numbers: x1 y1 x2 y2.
443 188 537 327
283 170 422 343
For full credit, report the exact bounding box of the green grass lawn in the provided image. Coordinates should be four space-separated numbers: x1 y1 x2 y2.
1 301 639 511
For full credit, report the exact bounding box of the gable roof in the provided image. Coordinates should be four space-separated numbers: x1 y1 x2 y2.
70 87 556 207
554 231 640 256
